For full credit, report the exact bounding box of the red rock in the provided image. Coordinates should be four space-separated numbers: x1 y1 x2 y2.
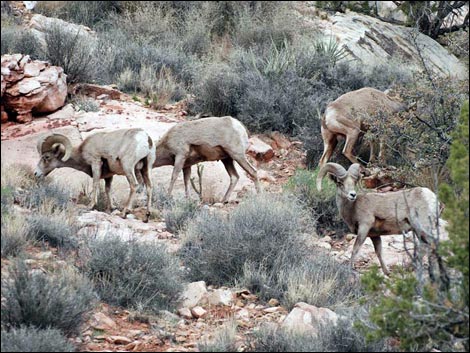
247 136 275 163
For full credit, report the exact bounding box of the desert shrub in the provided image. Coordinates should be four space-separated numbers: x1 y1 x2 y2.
1 163 36 191
28 213 78 250
180 194 310 285
241 251 360 309
1 259 96 335
1 214 30 258
360 102 469 352
0 26 43 59
285 169 348 238
1 186 13 215
1 326 76 352
180 194 360 307
163 198 200 234
364 74 468 187
18 181 70 211
199 321 238 352
42 23 98 84
35 1 122 28
69 95 99 112
249 315 392 352
80 237 183 312
152 184 175 210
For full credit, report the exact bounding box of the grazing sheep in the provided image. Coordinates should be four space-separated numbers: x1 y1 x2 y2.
153 116 260 202
34 129 155 222
317 162 442 275
319 87 407 168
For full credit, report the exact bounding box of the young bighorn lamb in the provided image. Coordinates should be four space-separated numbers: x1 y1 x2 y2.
317 162 442 275
153 116 260 202
34 129 156 222
319 87 406 168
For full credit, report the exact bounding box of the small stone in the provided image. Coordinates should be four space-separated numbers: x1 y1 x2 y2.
235 300 245 307
317 242 332 250
255 305 265 310
179 281 208 308
177 307 193 319
190 306 207 319
207 289 233 306
106 336 133 345
126 214 136 219
268 298 280 307
90 312 117 331
235 308 250 319
346 234 355 241
213 203 224 208
263 307 281 313
36 251 53 260
323 235 332 243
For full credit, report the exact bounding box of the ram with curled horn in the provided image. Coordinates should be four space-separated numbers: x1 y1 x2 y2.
317 162 443 275
35 129 156 222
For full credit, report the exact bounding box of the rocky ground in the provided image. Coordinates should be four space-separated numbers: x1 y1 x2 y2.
1 87 443 351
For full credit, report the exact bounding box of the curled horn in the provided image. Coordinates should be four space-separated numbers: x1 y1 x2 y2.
348 163 362 179
316 163 347 191
37 133 73 161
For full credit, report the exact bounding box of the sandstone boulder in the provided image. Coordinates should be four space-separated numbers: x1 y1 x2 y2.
313 11 467 77
281 302 338 335
179 281 208 309
1 54 67 123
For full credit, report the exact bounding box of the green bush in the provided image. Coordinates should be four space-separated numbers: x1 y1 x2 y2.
1 326 76 352
1 260 96 335
360 101 469 352
80 237 183 313
285 169 348 238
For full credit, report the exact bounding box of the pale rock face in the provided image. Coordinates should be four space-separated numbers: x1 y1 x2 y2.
281 302 338 335
179 281 208 309
207 289 233 306
27 14 97 50
313 11 467 77
1 54 67 123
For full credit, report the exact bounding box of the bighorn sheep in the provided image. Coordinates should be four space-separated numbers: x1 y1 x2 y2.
319 87 407 168
317 162 442 275
153 116 260 202
35 129 156 222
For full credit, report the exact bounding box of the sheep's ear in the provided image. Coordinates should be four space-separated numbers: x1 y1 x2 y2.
51 143 64 157
329 174 340 184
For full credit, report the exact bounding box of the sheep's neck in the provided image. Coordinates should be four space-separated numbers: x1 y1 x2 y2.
154 146 174 167
336 191 356 233
59 149 92 176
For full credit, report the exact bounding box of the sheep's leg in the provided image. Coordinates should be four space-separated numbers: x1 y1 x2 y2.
183 167 191 198
122 168 139 219
221 158 239 203
168 155 186 196
135 168 144 194
88 161 102 210
104 176 115 213
141 165 153 223
231 154 261 194
319 128 338 168
350 225 371 271
342 130 361 165
371 236 390 276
